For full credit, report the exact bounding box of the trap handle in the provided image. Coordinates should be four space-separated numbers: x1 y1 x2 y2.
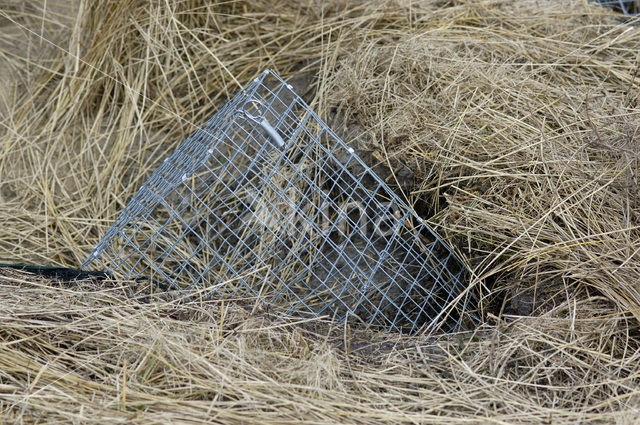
258 117 285 148
242 99 286 148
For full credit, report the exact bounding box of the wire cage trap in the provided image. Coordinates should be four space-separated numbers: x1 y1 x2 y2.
83 70 477 333
593 0 640 16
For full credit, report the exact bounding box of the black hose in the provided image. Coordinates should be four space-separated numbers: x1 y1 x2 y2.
0 263 112 281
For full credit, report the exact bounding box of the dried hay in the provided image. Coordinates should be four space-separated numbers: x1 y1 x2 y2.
1 0 640 423
1 269 639 424
321 0 640 320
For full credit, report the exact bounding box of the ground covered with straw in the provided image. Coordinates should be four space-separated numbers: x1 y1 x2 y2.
1 0 639 423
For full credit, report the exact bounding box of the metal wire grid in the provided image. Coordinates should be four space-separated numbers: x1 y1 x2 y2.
83 70 477 333
594 0 640 16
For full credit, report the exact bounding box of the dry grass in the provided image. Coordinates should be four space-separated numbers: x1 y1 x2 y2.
1 269 639 424
321 0 640 319
1 0 640 423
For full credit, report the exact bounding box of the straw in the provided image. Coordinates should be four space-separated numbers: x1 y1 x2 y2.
1 0 639 422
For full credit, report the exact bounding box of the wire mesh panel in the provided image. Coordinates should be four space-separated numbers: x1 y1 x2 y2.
594 0 640 16
83 70 477 333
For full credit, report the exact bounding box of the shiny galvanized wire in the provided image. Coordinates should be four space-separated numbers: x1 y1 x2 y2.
83 70 477 333
594 0 640 16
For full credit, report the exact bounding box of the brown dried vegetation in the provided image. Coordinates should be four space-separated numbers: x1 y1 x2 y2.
1 0 639 423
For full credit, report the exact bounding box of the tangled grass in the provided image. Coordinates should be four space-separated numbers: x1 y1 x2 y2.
321 0 640 321
1 270 639 424
1 0 640 423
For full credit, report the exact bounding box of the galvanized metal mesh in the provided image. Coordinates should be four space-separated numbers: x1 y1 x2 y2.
594 0 640 16
83 70 477 333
